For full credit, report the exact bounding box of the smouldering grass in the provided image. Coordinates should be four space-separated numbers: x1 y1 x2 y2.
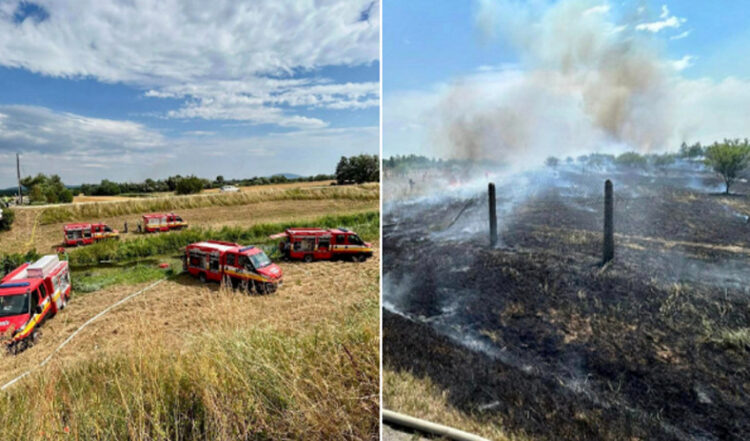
712 327 750 351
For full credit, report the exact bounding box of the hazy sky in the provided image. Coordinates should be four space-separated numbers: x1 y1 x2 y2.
384 0 750 164
0 0 380 187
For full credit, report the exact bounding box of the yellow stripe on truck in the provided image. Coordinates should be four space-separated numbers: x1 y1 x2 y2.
15 301 51 341
223 268 272 283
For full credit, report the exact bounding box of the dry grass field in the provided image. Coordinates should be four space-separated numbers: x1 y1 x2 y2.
0 199 377 255
0 181 381 440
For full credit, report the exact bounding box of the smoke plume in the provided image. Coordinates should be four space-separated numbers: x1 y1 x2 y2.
434 0 678 164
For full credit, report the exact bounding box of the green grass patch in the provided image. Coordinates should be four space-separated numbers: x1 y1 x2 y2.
71 259 180 293
67 211 379 267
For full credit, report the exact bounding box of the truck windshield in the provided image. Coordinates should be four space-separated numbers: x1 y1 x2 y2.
0 294 28 317
249 252 272 269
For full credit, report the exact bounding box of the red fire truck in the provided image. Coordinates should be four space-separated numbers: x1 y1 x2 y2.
273 228 373 262
0 255 72 353
183 241 282 294
63 223 119 246
142 213 188 233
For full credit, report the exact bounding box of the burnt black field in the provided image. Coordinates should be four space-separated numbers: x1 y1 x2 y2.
383 161 750 441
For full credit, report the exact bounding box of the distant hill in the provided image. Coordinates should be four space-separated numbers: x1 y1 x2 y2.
270 173 302 179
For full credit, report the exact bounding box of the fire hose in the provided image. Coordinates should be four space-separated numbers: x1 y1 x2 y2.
1 278 166 391
382 409 491 441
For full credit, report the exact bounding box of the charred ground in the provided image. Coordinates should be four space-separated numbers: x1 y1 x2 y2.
383 163 750 441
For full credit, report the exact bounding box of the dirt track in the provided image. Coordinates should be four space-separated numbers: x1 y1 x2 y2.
1 246 379 388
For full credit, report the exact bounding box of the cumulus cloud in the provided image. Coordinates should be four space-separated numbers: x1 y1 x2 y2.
0 0 380 127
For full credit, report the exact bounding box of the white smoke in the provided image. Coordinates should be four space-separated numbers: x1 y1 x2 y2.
434 0 679 164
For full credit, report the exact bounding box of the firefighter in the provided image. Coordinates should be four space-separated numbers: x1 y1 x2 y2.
137 222 142 233
123 221 128 233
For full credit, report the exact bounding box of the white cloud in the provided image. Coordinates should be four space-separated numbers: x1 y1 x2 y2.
0 105 379 186
583 5 610 16
0 0 380 127
670 30 691 40
145 79 379 127
636 5 686 33
672 55 695 72
0 105 164 155
660 5 670 19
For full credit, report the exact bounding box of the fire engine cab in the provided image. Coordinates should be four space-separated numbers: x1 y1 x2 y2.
274 228 373 262
184 241 282 294
0 255 71 352
142 213 188 233
63 223 119 246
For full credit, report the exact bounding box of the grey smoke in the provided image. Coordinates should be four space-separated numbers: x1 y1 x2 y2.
434 0 677 164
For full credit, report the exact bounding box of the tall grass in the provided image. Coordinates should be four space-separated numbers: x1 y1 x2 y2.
0 298 379 440
40 185 378 225
68 211 379 267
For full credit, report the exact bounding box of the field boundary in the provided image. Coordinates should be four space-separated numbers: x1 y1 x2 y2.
0 278 166 391
37 184 379 225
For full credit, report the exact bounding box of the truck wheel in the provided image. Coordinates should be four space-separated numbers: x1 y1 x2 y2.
303 254 313 263
265 283 277 294
76 240 83 247
199 272 207 283
352 254 365 262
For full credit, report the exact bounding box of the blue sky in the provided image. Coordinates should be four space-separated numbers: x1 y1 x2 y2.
0 1 380 187
384 0 750 163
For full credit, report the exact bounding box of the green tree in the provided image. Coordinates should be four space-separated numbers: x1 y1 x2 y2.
545 156 560 168
336 154 379 184
704 139 750 194
175 175 207 195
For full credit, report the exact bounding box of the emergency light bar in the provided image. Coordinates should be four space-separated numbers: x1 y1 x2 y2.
0 282 31 289
239 246 256 252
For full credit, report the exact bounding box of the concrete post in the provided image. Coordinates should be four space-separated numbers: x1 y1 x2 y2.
603 179 614 264
488 183 497 247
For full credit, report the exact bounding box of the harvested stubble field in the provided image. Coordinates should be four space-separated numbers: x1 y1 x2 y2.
383 164 750 441
0 184 378 255
0 181 380 440
70 180 338 203
0 246 380 440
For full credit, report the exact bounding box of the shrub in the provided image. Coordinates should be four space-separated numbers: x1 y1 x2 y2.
0 207 14 232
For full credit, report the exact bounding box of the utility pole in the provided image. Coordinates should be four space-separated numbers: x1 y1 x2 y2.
16 153 22 205
488 183 497 247
602 179 614 264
